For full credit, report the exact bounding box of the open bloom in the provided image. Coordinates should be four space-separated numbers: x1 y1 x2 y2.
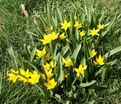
36 47 46 58
60 33 66 40
7 69 41 84
62 57 73 67
74 21 82 29
28 70 40 84
40 32 58 45
44 78 57 89
97 24 105 30
40 34 52 45
60 19 71 31
18 68 31 83
74 64 87 77
80 30 86 37
89 28 99 36
7 69 19 83
94 55 105 65
89 49 97 58
50 31 58 40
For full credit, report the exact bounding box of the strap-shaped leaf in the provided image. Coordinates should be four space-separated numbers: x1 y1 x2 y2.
57 54 64 84
101 15 116 37
80 80 96 87
61 44 69 56
8 47 18 69
56 5 63 23
104 46 121 59
95 59 117 77
72 43 81 62
30 47 36 62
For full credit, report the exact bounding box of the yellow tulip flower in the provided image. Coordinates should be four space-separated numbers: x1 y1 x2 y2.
60 33 66 40
74 64 87 77
97 24 105 30
89 28 99 36
80 30 86 37
74 21 82 29
62 57 73 67
36 47 46 58
60 19 71 31
28 70 40 84
94 55 105 65
89 49 97 58
44 78 57 89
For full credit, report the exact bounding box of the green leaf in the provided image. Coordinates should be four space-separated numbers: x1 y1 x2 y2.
47 3 51 26
30 47 36 62
24 60 39 73
95 59 117 77
72 43 81 62
51 16 57 29
101 65 111 82
101 15 116 37
80 80 96 87
55 94 63 103
99 10 105 23
34 84 45 96
81 57 86 65
75 29 79 41
56 5 63 23
8 47 18 69
58 54 64 84
61 44 69 56
104 46 121 59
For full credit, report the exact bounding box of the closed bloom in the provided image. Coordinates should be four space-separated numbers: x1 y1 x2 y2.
80 30 85 37
89 28 99 36
89 49 97 58
28 70 40 84
74 21 82 29
40 72 46 80
60 19 71 31
36 47 46 58
60 33 66 40
45 53 51 61
42 63 51 71
62 57 73 67
94 55 105 65
50 60 56 68
45 69 53 80
97 24 105 30
44 78 57 89
74 64 87 77
50 26 53 31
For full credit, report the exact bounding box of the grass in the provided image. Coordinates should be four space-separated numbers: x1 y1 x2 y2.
0 0 121 103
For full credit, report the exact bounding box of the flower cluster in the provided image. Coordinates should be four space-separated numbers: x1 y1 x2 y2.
7 69 40 84
7 18 106 90
42 60 57 89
